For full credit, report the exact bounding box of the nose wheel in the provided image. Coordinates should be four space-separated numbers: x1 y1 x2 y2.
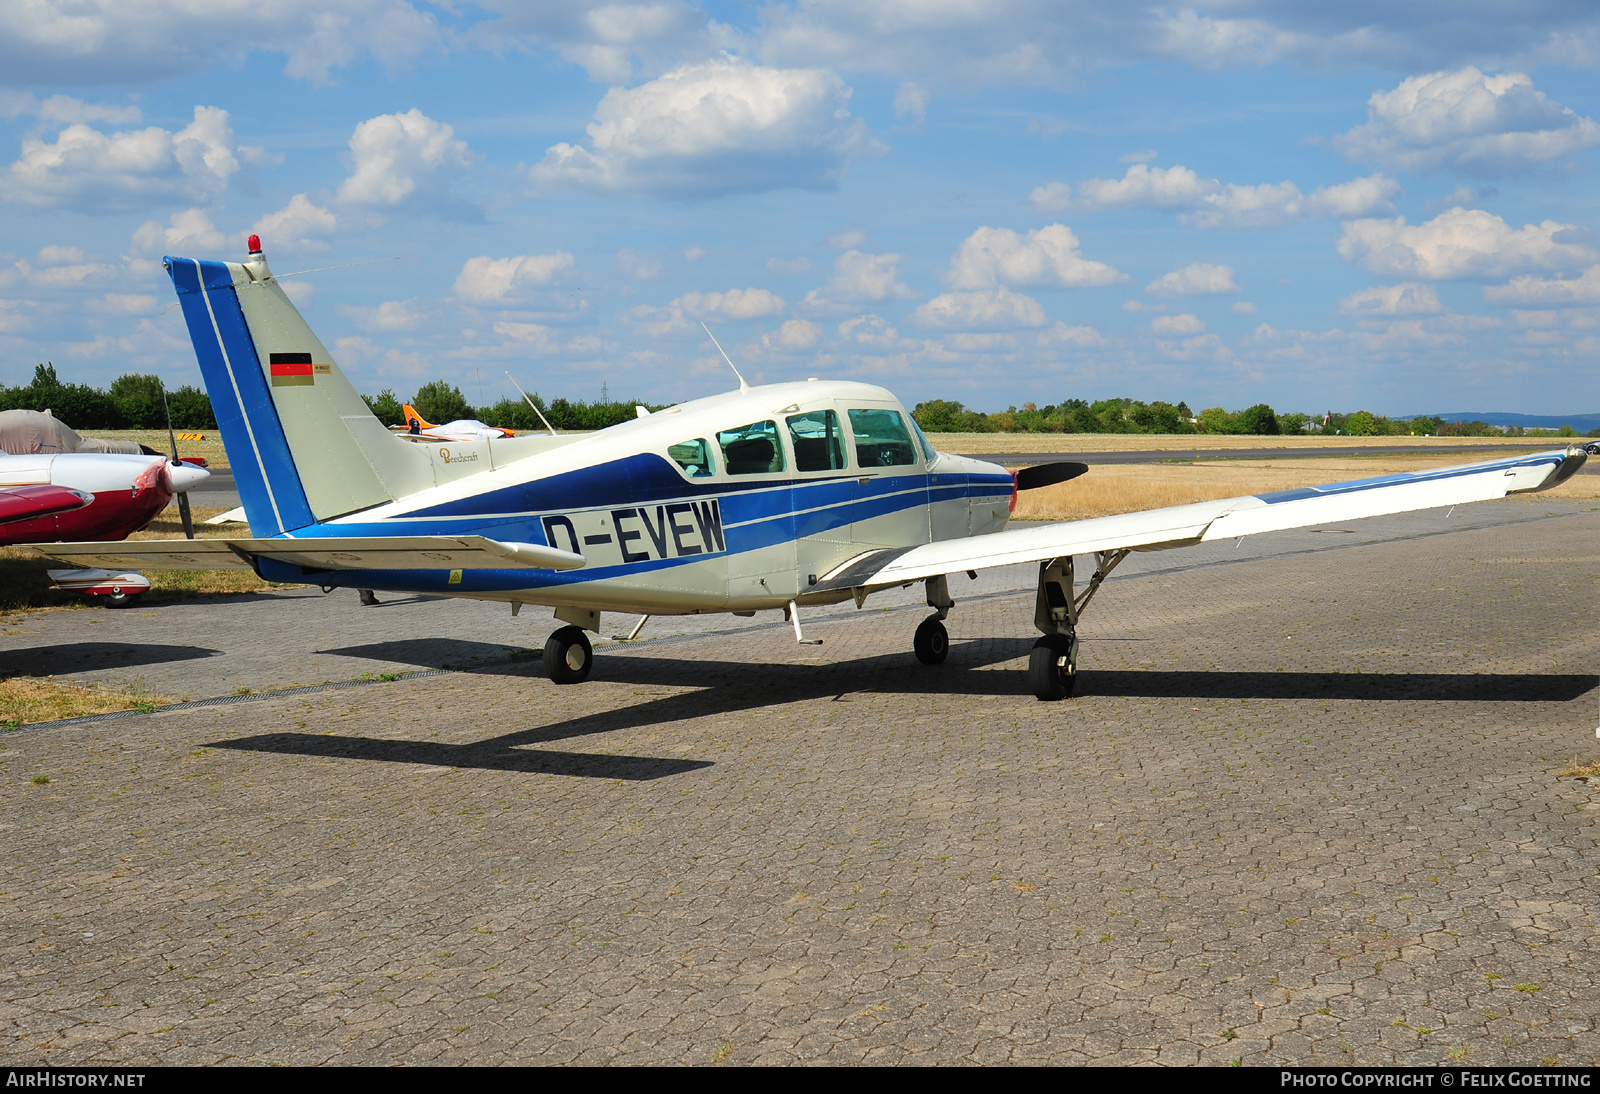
913 615 949 665
1029 634 1077 701
544 625 594 684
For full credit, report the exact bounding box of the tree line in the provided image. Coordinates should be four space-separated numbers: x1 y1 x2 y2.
910 398 1590 438
3 366 1591 439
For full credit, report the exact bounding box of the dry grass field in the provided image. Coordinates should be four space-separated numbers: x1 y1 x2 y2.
0 677 172 729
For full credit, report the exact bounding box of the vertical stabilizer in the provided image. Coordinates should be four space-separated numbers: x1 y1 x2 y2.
166 248 438 532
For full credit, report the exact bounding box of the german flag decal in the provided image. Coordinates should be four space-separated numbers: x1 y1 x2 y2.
270 352 315 387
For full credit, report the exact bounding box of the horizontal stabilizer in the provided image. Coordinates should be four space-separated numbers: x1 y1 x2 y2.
27 535 587 573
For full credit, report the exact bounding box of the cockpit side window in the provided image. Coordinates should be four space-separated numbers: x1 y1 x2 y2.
667 438 715 478
785 410 846 472
846 408 918 468
717 419 786 475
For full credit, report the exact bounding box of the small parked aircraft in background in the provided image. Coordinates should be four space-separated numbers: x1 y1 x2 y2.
31 238 1588 692
397 404 516 443
1 407 210 605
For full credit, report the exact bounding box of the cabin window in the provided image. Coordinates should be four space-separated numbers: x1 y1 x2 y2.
717 419 785 475
847 408 918 468
785 410 846 472
667 438 715 477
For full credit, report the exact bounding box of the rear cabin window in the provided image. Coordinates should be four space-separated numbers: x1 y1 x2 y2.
668 438 715 477
718 420 785 475
785 410 846 472
847 409 918 468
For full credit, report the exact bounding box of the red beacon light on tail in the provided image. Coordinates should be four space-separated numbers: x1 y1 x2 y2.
247 234 262 255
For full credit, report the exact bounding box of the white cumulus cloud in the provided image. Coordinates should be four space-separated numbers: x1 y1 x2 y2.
1335 67 1600 177
252 194 338 253
1062 163 1400 229
801 250 918 313
1336 208 1596 280
454 253 576 303
1144 262 1240 297
676 288 787 320
767 318 822 351
1484 266 1600 306
946 224 1124 290
533 59 882 197
1338 283 1445 317
131 208 229 256
1151 313 1205 335
338 109 471 206
911 286 1046 331
3 106 240 210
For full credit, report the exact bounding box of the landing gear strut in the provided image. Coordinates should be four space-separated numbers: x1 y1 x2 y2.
1030 549 1128 701
544 625 593 684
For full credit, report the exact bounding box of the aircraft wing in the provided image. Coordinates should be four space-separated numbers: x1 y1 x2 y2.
26 535 587 572
820 445 1587 591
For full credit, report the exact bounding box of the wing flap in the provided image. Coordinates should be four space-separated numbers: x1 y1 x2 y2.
838 446 1584 590
26 535 586 572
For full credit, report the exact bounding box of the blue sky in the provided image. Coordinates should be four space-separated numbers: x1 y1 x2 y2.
3 2 1599 416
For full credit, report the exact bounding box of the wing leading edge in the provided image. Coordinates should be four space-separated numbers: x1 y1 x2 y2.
820 445 1587 592
26 535 587 572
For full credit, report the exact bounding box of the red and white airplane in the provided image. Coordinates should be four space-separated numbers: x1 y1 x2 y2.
2 443 210 605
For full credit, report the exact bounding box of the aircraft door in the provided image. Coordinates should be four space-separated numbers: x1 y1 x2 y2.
785 409 855 590
845 408 930 551
716 419 798 606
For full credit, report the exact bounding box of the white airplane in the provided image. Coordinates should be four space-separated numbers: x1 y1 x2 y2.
31 239 1589 699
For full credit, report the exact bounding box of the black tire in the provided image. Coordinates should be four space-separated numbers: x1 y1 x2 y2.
103 590 141 609
1028 634 1076 701
544 625 594 684
913 616 949 665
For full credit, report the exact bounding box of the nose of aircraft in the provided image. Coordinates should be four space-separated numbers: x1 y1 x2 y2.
164 460 210 494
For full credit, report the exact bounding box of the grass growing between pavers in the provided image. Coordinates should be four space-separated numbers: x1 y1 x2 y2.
0 677 173 727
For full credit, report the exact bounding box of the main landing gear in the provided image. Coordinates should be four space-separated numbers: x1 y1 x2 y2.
544 625 593 684
1029 549 1128 702
913 574 955 665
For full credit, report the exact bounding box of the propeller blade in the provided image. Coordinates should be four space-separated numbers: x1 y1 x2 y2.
1014 461 1089 491
162 384 196 540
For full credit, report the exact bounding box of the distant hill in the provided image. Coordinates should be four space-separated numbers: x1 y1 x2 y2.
1407 411 1600 430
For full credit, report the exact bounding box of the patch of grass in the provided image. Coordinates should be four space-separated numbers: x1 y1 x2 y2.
1560 760 1600 778
1514 983 1542 993
709 1043 734 1064
0 678 174 726
32 774 50 785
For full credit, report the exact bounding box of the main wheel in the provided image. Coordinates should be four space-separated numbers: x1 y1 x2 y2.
544 625 594 684
913 616 949 665
1028 634 1076 701
103 590 141 608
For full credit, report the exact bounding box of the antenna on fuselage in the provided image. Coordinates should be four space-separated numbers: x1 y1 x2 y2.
504 371 559 437
701 322 749 393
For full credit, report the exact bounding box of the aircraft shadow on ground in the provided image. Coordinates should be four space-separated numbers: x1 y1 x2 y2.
208 732 710 781
208 637 1593 780
318 637 536 671
0 642 220 678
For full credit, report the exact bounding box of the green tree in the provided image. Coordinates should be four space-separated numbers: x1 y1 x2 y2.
362 388 405 426
410 380 472 424
109 374 168 429
1279 412 1309 435
1235 403 1279 435
1342 410 1380 436
0 363 122 428
166 385 216 429
1196 407 1239 434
